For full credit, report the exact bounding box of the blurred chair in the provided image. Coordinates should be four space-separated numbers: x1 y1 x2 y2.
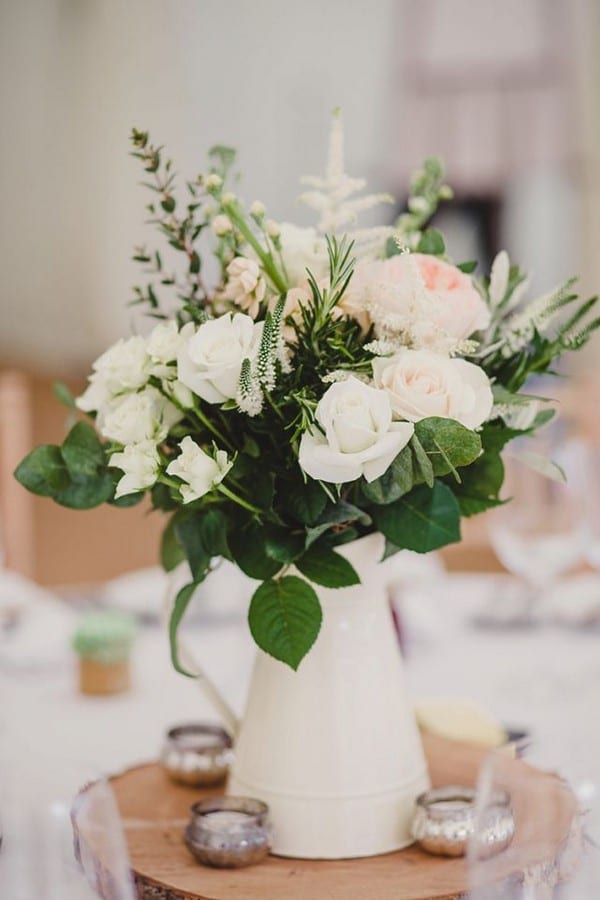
0 370 35 577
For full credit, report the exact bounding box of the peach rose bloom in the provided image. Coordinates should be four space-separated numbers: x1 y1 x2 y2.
340 253 491 342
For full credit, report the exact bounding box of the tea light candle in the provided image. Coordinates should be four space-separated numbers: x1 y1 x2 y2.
160 724 233 787
411 785 514 857
185 797 272 868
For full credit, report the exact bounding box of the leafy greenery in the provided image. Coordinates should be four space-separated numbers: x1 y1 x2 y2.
13 128 597 674
248 576 322 670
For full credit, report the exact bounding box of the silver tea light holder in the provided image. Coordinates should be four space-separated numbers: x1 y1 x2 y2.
160 723 233 787
411 785 515 858
184 796 272 868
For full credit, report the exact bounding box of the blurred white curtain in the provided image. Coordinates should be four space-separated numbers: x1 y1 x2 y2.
0 0 396 373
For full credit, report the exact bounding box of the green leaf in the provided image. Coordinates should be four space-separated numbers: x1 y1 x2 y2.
410 435 434 487
248 576 322 670
283 479 328 525
360 445 415 505
417 228 445 256
53 381 76 409
169 582 198 677
373 482 461 553
161 516 186 572
414 418 482 478
265 528 305 565
175 514 212 581
14 445 70 497
457 260 477 274
229 520 281 580
296 545 360 588
452 453 505 517
306 502 371 547
61 421 105 478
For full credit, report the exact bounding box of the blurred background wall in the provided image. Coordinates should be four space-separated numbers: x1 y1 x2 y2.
1 0 599 583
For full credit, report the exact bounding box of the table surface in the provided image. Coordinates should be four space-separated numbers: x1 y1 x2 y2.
2 567 599 784
78 736 574 900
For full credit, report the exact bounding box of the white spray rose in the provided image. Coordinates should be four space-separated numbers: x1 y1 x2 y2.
372 350 493 430
76 336 149 413
166 436 232 504
223 257 266 318
109 441 160 498
146 320 195 379
299 377 414 484
98 386 182 445
177 313 263 404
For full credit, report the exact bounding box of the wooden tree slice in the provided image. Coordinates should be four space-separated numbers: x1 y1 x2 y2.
81 735 577 900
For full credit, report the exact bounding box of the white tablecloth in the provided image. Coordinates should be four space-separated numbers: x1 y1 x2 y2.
1 568 599 789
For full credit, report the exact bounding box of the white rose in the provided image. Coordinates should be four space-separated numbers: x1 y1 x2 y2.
98 386 182 445
76 335 149 413
109 441 160 498
278 223 329 286
166 436 232 504
372 350 493 430
299 377 414 484
177 313 263 404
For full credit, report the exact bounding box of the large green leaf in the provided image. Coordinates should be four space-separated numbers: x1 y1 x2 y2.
229 520 281 580
452 453 505 517
414 418 481 479
360 445 415 505
175 515 211 581
373 482 461 552
14 445 70 497
61 421 105 478
161 515 186 572
248 576 322 670
283 479 328 525
296 544 360 588
169 582 198 677
264 527 305 565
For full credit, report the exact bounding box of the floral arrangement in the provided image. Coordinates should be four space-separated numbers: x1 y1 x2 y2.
15 113 599 671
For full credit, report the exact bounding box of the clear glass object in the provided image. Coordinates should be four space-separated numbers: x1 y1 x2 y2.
486 434 591 627
0 751 134 899
468 748 600 899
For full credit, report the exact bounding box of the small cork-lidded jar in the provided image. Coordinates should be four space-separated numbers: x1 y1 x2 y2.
72 611 136 696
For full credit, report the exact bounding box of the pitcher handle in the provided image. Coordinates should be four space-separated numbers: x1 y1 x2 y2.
161 570 240 737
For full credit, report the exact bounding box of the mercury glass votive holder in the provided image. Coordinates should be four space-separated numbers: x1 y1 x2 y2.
184 796 272 868
160 724 233 787
411 785 515 857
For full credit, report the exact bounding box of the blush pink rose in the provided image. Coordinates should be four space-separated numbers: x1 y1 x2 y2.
340 253 490 342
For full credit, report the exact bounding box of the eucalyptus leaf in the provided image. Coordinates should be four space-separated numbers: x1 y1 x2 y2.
248 576 322 670
414 418 481 478
61 421 105 479
360 445 414 505
14 445 69 497
417 228 445 256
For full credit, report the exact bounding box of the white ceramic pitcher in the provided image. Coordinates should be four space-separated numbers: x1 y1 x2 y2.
228 533 429 859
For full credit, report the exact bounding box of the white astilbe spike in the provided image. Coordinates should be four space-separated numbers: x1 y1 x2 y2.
299 109 394 234
489 251 510 308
